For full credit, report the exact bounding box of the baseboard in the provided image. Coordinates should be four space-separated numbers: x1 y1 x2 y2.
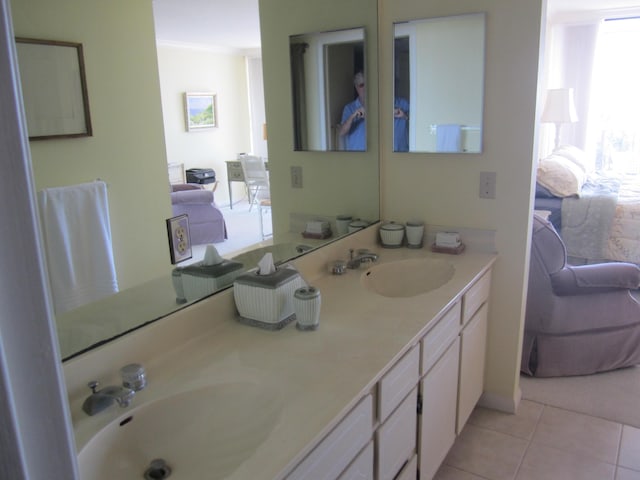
477 386 522 414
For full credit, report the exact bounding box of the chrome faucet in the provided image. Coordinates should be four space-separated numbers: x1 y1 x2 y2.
347 248 379 269
82 381 135 415
82 363 146 416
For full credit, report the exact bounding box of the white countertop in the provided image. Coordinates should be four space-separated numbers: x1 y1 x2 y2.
65 229 496 480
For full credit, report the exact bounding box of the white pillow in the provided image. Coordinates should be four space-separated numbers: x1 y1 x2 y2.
537 154 586 197
554 145 588 173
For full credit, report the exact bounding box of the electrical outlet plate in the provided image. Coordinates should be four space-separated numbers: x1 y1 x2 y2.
291 166 303 188
479 171 496 199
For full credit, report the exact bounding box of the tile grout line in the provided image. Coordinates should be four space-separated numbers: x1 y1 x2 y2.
511 403 546 479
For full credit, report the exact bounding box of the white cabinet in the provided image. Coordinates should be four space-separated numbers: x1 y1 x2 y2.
457 301 488 433
286 395 373 480
378 344 420 422
457 270 491 434
287 267 492 480
338 441 374 480
395 454 418 480
376 386 418 480
418 337 460 480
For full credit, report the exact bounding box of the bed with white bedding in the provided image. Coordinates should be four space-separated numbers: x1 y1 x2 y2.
534 145 640 264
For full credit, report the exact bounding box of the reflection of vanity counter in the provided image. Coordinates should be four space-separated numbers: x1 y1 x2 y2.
65 226 496 480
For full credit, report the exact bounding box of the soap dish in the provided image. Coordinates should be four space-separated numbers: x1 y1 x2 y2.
233 267 306 330
431 243 466 255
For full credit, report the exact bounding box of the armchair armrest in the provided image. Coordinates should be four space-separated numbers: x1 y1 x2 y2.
550 263 640 296
171 190 214 205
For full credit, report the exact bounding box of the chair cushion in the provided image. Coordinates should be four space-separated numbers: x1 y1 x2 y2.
171 189 214 205
171 183 203 192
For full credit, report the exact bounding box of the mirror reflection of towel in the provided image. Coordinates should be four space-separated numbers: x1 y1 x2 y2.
37 181 118 314
436 124 462 152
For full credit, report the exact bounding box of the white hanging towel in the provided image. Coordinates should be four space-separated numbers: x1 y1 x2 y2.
436 124 462 152
37 181 118 314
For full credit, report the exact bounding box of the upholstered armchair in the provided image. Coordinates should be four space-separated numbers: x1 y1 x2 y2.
170 184 227 245
521 214 640 377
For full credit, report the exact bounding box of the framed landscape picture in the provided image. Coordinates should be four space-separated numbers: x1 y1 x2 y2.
184 92 217 131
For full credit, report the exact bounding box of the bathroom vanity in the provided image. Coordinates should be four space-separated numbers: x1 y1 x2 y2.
65 227 495 480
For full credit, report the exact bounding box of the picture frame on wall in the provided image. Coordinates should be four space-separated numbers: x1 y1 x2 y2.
166 214 192 264
184 92 217 131
15 37 93 140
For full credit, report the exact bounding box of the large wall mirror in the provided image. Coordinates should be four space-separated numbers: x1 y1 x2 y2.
290 27 366 152
11 0 380 362
393 13 486 153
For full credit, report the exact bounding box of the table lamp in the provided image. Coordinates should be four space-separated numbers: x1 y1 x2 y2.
541 88 579 150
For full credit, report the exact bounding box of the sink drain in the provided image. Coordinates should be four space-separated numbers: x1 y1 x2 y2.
144 458 172 479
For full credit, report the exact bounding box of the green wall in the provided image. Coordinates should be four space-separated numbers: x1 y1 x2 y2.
262 0 544 411
11 0 171 290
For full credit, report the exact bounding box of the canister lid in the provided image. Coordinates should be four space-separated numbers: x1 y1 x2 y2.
381 221 404 231
406 220 424 227
294 286 321 299
349 220 369 228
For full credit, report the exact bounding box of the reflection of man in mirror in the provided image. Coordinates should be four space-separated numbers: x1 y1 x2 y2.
393 98 409 152
339 71 366 151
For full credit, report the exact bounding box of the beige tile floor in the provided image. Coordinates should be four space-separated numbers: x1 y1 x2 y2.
435 400 640 480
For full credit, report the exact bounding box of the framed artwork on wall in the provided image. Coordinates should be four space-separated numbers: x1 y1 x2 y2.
184 92 217 131
166 214 192 264
15 37 93 140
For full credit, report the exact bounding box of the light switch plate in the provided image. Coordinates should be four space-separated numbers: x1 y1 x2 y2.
479 171 496 199
291 166 303 188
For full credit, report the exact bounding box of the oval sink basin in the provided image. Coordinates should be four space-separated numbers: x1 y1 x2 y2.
78 382 283 480
361 258 454 298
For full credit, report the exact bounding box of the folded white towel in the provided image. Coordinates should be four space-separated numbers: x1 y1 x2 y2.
436 124 462 153
38 181 118 314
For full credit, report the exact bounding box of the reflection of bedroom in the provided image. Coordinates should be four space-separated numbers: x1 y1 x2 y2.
537 11 640 265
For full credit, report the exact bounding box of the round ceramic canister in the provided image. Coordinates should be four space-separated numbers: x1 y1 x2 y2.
406 220 425 248
336 215 353 235
294 286 321 331
380 221 405 248
348 219 369 233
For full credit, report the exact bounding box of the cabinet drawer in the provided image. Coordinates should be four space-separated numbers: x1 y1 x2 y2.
462 270 491 325
378 344 420 422
287 394 373 480
421 302 460 375
376 387 417 480
395 454 417 480
338 441 373 480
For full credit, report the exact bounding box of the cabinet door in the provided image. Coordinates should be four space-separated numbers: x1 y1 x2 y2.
376 387 418 480
457 302 488 434
419 337 460 480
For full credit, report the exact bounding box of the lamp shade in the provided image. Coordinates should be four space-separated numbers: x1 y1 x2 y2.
541 88 579 123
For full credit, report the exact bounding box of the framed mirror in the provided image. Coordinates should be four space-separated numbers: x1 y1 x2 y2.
393 13 486 153
15 37 92 140
290 27 366 151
